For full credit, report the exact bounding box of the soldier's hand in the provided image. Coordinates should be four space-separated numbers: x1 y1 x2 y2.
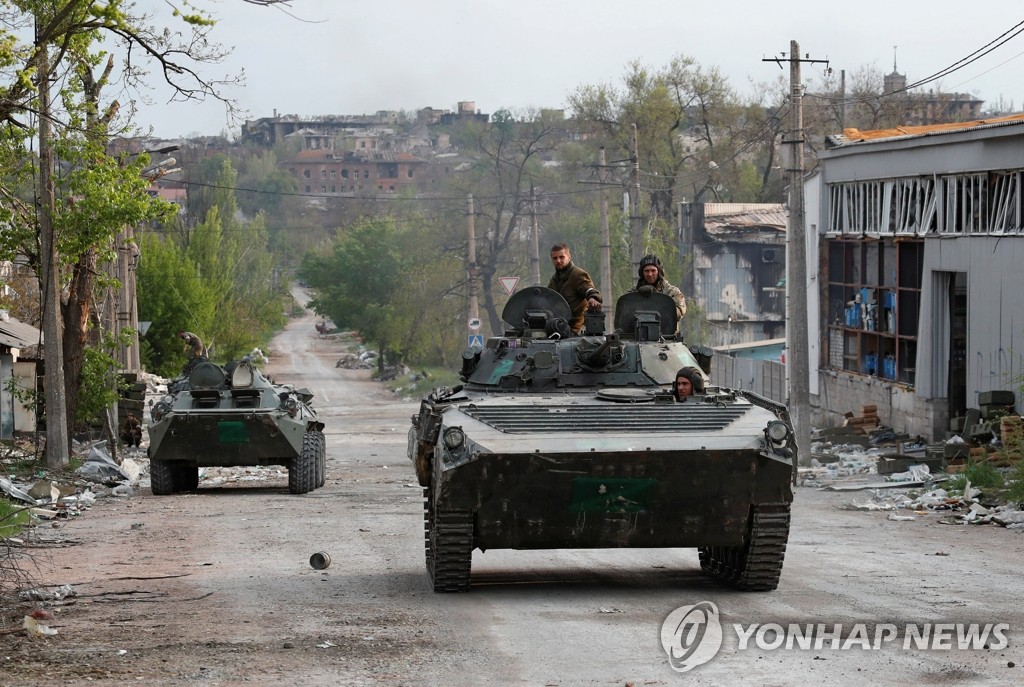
587 297 602 310
638 284 654 295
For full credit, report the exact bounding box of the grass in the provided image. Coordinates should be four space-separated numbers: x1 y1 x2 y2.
1006 461 1024 505
0 500 30 540
947 459 1006 493
382 366 462 399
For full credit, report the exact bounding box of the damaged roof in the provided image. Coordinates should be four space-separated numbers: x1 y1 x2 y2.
0 316 42 349
702 203 787 242
827 112 1024 147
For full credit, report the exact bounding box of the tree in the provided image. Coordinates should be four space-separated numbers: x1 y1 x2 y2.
0 0 245 462
569 56 784 252
443 109 565 335
299 218 409 370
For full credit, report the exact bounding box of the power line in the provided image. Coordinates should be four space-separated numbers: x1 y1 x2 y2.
806 19 1024 106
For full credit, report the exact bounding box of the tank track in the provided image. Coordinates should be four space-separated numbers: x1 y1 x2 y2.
423 487 474 592
698 503 790 591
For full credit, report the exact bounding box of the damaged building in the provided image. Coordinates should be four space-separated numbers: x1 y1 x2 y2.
679 202 787 349
803 113 1024 440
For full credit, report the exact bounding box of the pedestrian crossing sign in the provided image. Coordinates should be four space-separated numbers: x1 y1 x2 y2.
468 334 484 348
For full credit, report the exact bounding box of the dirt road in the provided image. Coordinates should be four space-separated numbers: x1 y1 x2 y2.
2 301 1022 686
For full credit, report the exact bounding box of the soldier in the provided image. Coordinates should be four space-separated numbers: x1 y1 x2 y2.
120 413 143 448
630 254 686 323
547 243 602 333
674 366 705 402
178 331 205 359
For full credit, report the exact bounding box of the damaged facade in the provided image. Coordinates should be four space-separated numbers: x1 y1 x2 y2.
679 202 787 348
0 309 41 439
284 148 430 196
804 113 1024 441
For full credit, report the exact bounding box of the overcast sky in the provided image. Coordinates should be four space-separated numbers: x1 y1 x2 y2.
128 0 1024 138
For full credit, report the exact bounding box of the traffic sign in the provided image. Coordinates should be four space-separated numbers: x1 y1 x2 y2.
468 334 484 348
468 317 482 331
499 276 520 295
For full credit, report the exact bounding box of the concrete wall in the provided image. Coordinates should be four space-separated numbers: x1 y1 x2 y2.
812 369 943 438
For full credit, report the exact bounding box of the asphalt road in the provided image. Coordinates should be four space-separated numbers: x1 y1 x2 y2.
7 295 1022 686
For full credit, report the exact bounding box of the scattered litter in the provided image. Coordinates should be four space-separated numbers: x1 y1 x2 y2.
598 607 624 614
316 640 337 649
888 464 932 482
0 476 36 504
23 615 58 638
77 442 133 484
26 480 60 502
20 584 76 602
887 513 916 521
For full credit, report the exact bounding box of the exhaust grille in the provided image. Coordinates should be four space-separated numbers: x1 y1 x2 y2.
460 402 750 433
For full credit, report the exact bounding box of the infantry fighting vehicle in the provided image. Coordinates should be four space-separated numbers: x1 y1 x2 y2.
408 287 795 592
147 358 325 495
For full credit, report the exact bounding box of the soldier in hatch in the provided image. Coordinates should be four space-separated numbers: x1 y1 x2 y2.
629 254 686 323
547 243 602 334
674 366 706 402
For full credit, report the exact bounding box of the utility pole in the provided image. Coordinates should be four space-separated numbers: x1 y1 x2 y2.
598 147 612 325
839 69 847 131
764 41 828 470
629 124 643 275
35 36 69 467
466 194 479 340
529 185 541 285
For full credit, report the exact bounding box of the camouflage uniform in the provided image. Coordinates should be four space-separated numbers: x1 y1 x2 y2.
630 254 686 322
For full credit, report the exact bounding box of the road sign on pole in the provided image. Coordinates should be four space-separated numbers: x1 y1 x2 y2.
499 276 520 295
468 334 484 348
468 317 482 331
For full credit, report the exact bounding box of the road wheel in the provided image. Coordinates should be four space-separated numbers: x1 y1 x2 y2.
698 503 790 591
150 459 176 496
289 431 318 494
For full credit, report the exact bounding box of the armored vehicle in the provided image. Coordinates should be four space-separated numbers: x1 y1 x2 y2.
408 287 795 592
147 358 326 495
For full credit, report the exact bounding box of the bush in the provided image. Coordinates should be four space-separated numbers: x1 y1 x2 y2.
1006 461 1024 505
964 459 1005 489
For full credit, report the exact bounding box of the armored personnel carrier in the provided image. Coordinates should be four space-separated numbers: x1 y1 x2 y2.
408 287 795 592
147 358 326 495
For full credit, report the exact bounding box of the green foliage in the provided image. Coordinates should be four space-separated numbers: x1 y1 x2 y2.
75 331 129 426
300 217 408 360
1006 461 1024 505
137 230 210 377
964 460 1005 489
0 500 30 540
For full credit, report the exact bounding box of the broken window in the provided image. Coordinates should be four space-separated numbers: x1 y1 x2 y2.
824 238 922 385
828 171 1021 236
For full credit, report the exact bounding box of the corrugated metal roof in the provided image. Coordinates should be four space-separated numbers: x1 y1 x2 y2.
702 203 787 239
0 317 42 349
832 112 1024 146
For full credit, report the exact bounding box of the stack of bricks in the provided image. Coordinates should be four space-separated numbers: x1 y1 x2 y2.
841 404 881 434
989 415 1024 466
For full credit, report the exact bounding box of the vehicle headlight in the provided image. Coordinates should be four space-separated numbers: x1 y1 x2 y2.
765 420 792 448
151 401 172 423
442 427 465 450
280 397 299 417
